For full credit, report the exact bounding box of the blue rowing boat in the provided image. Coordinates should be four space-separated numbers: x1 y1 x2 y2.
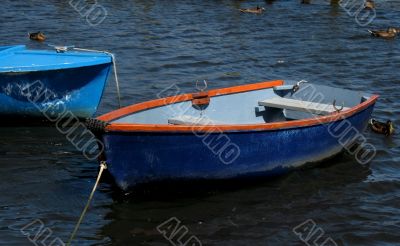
0 45 112 120
89 80 378 190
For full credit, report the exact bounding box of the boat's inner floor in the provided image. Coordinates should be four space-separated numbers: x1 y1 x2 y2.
112 83 372 125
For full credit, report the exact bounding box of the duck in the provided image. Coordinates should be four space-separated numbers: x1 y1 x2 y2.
369 119 395 136
29 31 46 42
364 0 375 9
239 5 265 14
368 27 398 39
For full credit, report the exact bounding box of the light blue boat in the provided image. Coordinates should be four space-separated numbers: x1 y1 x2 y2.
0 45 112 121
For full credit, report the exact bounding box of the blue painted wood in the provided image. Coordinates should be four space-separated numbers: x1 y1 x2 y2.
101 104 375 190
0 45 112 118
0 45 111 72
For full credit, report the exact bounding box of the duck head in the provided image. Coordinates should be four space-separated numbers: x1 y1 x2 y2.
387 120 395 135
388 27 398 34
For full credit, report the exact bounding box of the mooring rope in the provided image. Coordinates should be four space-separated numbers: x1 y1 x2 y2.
66 161 107 246
73 47 122 109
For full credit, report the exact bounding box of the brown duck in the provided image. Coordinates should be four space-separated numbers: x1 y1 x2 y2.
368 27 398 39
29 32 46 42
239 6 265 14
369 119 395 136
364 0 375 9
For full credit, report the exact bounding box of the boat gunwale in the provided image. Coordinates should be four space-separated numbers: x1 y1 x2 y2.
98 80 379 133
0 61 113 73
0 45 112 73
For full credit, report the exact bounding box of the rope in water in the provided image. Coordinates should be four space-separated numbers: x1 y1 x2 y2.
66 161 107 246
73 48 122 109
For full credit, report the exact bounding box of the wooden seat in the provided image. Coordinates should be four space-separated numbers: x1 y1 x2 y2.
168 115 218 125
258 97 349 115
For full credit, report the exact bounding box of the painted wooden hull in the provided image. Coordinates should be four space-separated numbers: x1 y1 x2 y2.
94 80 378 190
0 45 112 119
0 64 111 119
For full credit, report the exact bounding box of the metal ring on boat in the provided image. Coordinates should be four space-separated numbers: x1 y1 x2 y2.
333 100 344 113
196 80 208 92
292 80 308 93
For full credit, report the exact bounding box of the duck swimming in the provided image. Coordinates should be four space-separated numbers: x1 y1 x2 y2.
239 6 265 14
369 119 395 136
368 27 398 39
29 32 46 42
364 0 375 9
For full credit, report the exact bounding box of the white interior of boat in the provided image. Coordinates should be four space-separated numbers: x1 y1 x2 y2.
111 83 371 125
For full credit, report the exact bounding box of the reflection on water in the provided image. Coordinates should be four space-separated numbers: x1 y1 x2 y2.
0 0 399 245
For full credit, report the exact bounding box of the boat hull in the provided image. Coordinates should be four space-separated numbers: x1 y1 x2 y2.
101 104 375 190
0 63 111 119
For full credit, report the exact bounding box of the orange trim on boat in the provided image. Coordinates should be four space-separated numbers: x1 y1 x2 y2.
97 80 378 133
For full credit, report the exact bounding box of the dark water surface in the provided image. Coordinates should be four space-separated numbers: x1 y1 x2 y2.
1 0 400 245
